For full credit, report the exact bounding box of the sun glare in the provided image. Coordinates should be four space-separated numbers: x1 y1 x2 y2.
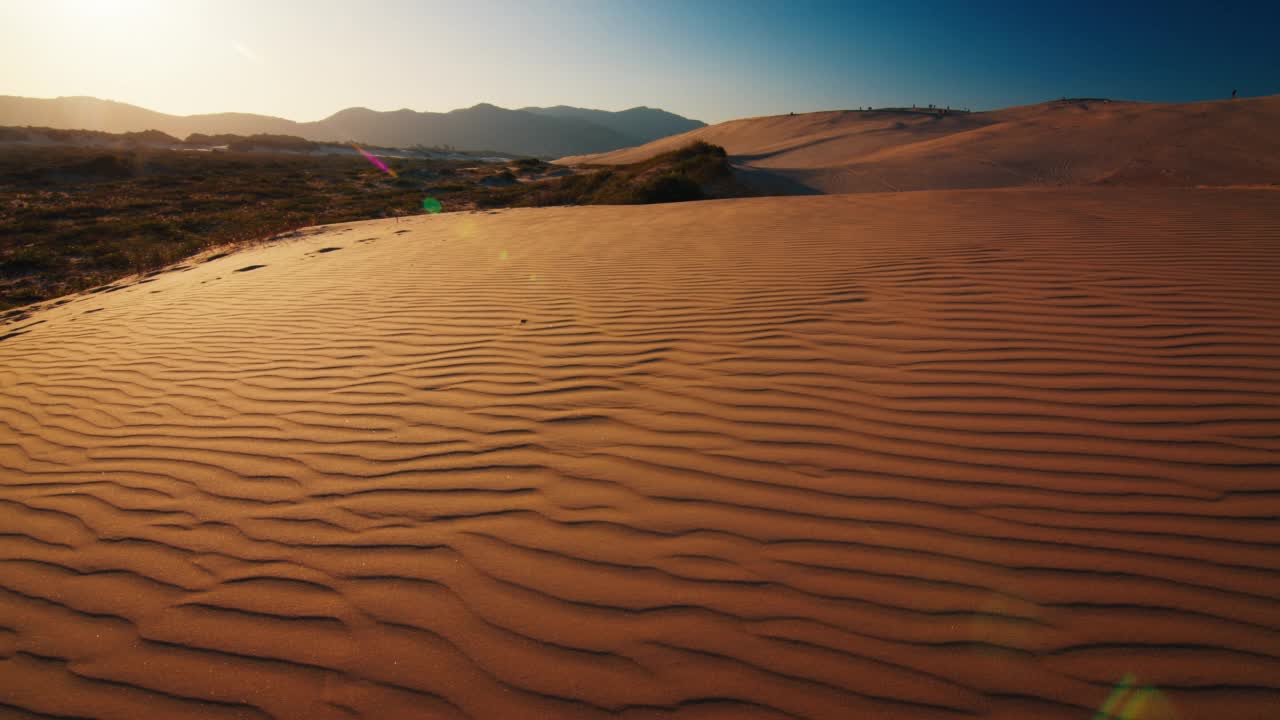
63 0 148 19
53 0 177 35
37 0 199 88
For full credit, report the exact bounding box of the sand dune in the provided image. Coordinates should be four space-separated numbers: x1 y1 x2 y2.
2 188 1280 718
558 96 1280 194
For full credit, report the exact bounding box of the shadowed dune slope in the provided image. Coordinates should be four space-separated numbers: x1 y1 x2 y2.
1 188 1280 719
557 96 1280 194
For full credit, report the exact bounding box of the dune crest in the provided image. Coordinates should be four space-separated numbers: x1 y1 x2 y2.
1 188 1279 718
558 96 1280 194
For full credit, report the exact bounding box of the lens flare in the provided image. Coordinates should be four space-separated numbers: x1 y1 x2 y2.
1095 674 1137 719
1093 675 1177 720
233 42 261 64
352 144 396 177
422 197 442 213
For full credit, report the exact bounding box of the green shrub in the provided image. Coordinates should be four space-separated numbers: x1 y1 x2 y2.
637 173 704 203
0 247 59 276
0 139 743 310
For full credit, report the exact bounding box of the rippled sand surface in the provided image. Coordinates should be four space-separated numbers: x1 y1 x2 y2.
2 188 1278 719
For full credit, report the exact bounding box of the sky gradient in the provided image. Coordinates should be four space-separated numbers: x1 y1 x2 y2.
3 0 1277 124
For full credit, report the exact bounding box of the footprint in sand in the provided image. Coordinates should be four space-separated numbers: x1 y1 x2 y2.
235 265 267 273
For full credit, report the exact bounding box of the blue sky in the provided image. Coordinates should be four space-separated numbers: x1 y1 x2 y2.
3 0 1277 124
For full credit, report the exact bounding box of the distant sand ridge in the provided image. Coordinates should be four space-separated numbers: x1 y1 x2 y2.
1 188 1278 718
558 95 1280 195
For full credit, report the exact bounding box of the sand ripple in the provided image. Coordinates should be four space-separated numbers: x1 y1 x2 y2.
1 188 1278 718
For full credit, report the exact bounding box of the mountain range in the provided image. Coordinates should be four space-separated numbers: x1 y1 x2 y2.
0 96 706 157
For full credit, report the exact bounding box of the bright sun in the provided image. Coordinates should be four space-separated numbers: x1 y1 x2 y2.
50 0 185 47
63 0 147 18
55 0 174 29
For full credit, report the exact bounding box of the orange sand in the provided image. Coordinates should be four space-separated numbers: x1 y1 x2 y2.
1 188 1279 719
558 96 1280 195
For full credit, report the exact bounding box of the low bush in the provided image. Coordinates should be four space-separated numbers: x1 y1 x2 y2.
0 247 59 277
637 173 704 203
0 140 746 310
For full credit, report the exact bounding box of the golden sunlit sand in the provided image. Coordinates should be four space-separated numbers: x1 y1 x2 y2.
2 187 1278 718
560 96 1280 195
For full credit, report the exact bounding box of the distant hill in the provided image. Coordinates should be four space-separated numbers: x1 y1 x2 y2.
0 96 705 157
558 95 1280 194
317 103 636 157
0 96 301 137
520 105 705 144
